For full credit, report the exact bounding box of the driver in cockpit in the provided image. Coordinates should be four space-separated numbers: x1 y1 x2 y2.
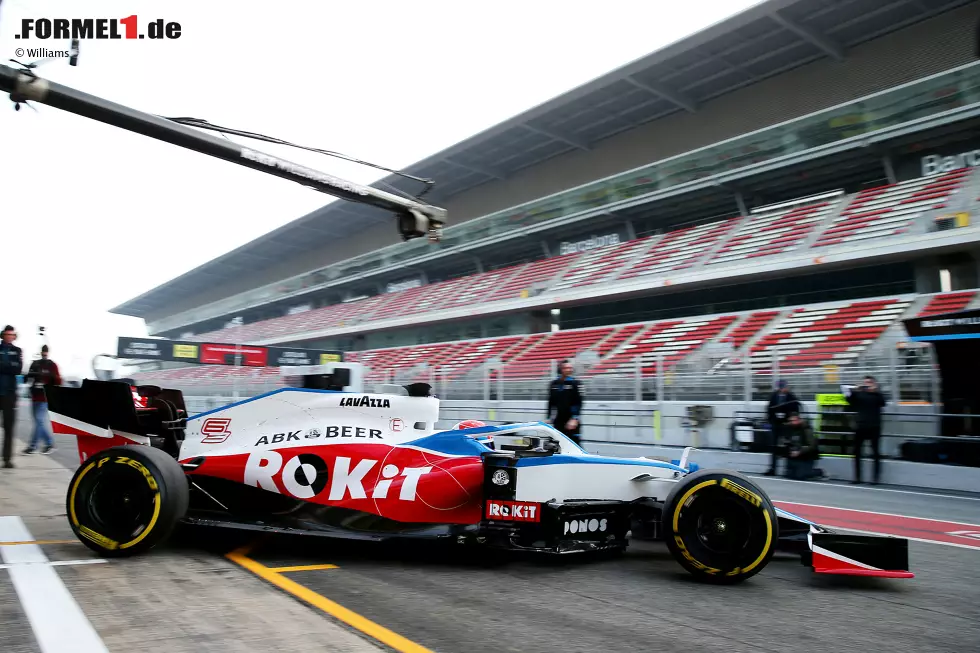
452 420 493 447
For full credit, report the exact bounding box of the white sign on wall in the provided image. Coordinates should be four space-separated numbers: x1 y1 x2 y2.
559 233 621 255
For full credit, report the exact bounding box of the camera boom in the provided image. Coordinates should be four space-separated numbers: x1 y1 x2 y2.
0 62 447 242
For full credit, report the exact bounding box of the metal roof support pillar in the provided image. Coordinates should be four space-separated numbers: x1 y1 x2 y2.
472 257 484 274
881 154 897 184
769 11 846 61
541 241 551 258
734 190 749 217
625 220 637 241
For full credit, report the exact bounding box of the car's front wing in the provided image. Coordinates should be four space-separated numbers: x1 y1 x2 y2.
776 507 914 578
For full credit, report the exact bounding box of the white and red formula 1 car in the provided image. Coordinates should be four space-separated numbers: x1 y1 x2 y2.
47 364 913 584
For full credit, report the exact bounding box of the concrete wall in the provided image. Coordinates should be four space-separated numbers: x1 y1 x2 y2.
150 3 980 321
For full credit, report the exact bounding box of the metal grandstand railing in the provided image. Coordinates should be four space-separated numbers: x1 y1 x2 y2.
161 348 940 409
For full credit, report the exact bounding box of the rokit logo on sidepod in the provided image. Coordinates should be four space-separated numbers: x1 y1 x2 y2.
245 450 432 501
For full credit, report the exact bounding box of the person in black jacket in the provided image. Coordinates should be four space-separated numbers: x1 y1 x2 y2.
783 413 823 481
547 360 583 447
847 375 887 485
0 325 24 468
764 379 801 476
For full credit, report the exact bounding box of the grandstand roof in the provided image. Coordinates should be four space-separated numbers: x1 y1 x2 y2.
113 0 972 319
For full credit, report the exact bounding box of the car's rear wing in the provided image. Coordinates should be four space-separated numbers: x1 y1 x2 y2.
47 380 188 462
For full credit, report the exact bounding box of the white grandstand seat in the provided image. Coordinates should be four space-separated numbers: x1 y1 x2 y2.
484 253 582 302
439 267 526 311
192 294 390 343
616 218 740 281
595 323 645 357
720 310 782 350
437 335 529 378
367 277 474 322
709 202 834 265
916 290 976 317
586 314 737 375
549 237 655 291
812 168 973 248
749 298 913 369
500 327 617 379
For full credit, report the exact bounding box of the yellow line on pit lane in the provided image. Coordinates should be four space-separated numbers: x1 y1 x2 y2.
0 539 80 546
226 543 433 653
267 563 340 572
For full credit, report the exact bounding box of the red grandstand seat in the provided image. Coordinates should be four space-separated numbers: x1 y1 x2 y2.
916 291 976 317
812 169 973 248
617 218 740 282
748 298 913 369
709 202 835 266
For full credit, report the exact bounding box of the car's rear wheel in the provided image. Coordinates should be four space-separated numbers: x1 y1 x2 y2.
663 469 777 584
66 445 189 557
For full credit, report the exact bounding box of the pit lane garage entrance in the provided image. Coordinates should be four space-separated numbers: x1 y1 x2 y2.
904 308 980 438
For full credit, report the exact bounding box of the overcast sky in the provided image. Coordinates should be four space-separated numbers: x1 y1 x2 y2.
0 0 764 377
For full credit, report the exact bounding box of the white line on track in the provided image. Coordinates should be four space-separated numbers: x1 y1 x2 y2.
0 559 108 570
0 516 110 653
776 500 980 529
752 474 980 502
828 526 980 552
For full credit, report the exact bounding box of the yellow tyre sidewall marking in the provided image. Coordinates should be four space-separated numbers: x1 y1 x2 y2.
671 477 774 576
68 455 162 551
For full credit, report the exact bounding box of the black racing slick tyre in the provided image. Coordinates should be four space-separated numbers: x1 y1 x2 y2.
66 446 189 557
663 469 778 584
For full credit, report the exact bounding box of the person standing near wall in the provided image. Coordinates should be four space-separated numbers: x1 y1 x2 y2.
764 379 800 476
846 375 886 485
23 344 61 455
0 325 24 468
548 360 584 447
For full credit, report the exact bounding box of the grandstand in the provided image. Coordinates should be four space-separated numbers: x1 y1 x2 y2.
115 0 980 415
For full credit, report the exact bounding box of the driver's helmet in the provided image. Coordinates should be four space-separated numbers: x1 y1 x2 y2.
453 420 492 445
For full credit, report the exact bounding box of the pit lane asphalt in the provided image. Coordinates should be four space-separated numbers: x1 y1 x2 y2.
10 421 980 653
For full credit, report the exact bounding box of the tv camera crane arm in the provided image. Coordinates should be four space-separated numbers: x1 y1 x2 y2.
0 62 447 242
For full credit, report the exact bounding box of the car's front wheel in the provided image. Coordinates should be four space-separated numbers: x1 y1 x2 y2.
66 445 189 557
663 469 778 584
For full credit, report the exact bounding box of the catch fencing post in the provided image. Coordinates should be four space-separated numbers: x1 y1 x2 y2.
656 353 665 410
743 352 752 410
888 345 899 407
634 357 642 402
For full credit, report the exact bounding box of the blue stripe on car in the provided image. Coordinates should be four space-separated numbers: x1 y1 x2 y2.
514 454 686 472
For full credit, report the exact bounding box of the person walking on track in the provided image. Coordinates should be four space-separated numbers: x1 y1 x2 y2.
0 325 24 468
547 360 584 447
23 344 61 455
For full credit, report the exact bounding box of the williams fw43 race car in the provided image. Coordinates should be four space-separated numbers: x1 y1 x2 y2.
47 366 913 584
